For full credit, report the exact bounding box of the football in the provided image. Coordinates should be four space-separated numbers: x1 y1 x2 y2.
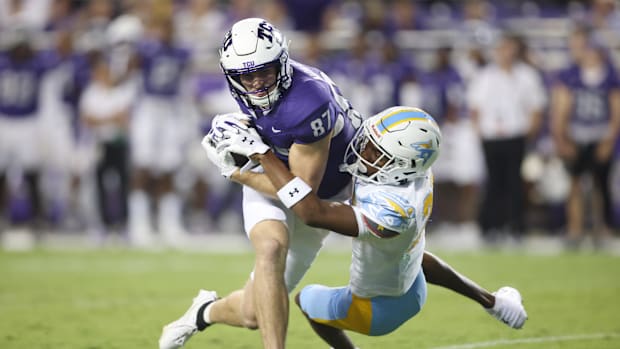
231 152 250 167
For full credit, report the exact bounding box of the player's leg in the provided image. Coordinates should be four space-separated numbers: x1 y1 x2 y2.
565 146 587 245
283 216 330 292
247 219 289 349
294 292 355 349
592 150 613 241
296 272 426 348
238 183 294 349
208 278 257 328
128 98 157 246
156 108 187 244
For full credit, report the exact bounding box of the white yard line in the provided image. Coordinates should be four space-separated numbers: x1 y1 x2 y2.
430 333 620 349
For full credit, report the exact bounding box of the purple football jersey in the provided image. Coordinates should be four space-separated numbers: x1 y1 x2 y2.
136 40 190 97
237 60 361 198
557 63 620 143
0 50 58 117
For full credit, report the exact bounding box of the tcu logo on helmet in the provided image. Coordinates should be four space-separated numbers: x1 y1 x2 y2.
257 21 273 43
222 30 232 51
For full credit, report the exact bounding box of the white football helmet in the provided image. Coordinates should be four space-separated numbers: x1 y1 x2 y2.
342 106 441 185
219 18 292 110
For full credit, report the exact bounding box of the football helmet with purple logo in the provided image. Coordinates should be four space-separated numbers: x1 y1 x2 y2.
219 18 292 111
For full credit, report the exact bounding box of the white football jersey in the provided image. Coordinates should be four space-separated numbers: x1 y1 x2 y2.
349 172 433 298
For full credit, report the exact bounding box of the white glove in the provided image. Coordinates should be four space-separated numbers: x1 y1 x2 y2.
201 134 239 178
486 286 528 329
223 130 270 159
209 112 253 147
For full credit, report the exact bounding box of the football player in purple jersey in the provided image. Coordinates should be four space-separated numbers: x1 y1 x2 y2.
160 17 363 349
0 29 58 233
551 38 620 248
128 17 192 247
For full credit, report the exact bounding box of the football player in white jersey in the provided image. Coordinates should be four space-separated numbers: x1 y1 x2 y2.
208 106 528 348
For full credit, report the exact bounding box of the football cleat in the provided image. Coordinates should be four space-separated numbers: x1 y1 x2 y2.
486 286 527 329
159 290 218 349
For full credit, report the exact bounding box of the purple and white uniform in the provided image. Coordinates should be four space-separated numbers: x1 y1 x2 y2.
131 40 191 171
0 50 57 171
557 63 620 145
238 60 361 291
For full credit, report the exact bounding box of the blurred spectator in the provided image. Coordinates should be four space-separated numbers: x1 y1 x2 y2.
467 33 547 242
79 54 134 239
128 16 192 247
0 0 51 30
461 0 499 46
386 0 425 32
371 36 419 113
283 0 331 32
550 38 620 248
587 0 620 32
174 0 226 72
420 46 484 236
225 0 257 25
328 31 380 118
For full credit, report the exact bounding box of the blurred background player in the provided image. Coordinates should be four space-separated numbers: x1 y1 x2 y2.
128 16 192 247
0 28 57 241
551 34 620 248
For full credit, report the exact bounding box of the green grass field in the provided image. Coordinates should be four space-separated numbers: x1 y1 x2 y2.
1 249 620 349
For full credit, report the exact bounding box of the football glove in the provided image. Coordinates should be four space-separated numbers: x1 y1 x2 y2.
222 129 270 159
486 286 528 329
201 134 239 178
209 112 253 145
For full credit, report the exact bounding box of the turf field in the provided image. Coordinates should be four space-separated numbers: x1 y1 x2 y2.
1 249 619 349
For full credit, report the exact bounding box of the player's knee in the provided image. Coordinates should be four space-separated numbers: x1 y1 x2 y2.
254 238 287 264
241 314 259 330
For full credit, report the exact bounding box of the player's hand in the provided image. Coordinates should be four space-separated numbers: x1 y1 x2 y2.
201 134 239 178
209 112 253 147
595 139 614 163
223 129 270 159
486 286 528 329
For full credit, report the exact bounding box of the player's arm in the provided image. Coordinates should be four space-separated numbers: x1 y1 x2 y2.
287 130 331 192
251 150 359 236
230 169 278 198
598 87 620 161
229 132 332 198
422 251 494 308
550 82 575 158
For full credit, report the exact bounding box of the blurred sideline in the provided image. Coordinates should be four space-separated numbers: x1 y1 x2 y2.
2 226 619 256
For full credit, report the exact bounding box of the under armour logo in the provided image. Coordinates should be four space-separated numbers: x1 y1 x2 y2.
241 136 255 145
288 188 299 197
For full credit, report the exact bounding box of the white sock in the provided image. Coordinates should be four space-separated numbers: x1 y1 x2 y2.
158 193 183 232
129 190 150 225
